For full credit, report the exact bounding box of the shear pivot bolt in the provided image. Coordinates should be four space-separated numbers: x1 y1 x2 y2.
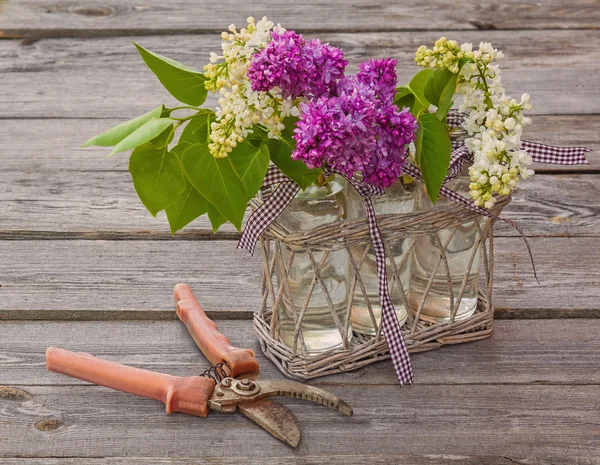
237 379 256 391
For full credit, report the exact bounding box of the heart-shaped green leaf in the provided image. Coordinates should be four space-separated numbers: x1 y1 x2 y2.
229 141 270 200
417 113 452 203
165 142 211 234
165 182 208 235
82 105 163 147
182 143 248 230
424 68 454 108
128 142 187 217
134 43 208 107
110 118 174 156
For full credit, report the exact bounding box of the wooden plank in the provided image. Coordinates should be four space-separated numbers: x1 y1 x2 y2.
1 0 598 38
2 457 599 465
0 237 598 319
1 171 597 239
1 30 600 118
2 319 600 386
0 383 598 458
1 116 597 172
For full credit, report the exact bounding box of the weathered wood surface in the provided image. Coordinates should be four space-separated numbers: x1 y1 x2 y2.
2 30 600 118
1 172 598 238
1 116 598 172
0 454 600 465
2 458 600 465
0 115 600 172
1 383 598 458
0 237 598 319
3 319 600 386
2 0 599 38
1 0 599 462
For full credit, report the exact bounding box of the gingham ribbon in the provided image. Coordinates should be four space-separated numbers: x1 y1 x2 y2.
446 110 591 167
340 171 414 384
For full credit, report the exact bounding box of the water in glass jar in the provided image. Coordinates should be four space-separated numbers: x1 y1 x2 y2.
277 178 350 353
409 172 480 322
347 178 416 334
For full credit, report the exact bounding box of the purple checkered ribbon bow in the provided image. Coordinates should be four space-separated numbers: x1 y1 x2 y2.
237 119 591 385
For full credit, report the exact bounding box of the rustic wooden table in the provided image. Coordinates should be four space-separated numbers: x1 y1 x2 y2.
1 1 599 463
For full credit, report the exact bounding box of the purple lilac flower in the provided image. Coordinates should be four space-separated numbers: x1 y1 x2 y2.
247 30 347 100
357 58 398 105
292 60 418 189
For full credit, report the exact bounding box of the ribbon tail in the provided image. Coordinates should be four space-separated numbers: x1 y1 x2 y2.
341 173 413 385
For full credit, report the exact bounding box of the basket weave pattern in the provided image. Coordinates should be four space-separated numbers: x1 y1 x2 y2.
252 195 510 380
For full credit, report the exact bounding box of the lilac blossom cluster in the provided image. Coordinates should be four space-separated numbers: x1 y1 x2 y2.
292 59 418 189
247 30 347 100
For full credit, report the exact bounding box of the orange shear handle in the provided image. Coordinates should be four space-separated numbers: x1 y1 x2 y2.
46 347 215 417
174 283 260 378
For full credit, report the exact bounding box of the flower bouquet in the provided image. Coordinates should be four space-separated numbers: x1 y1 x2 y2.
84 18 590 383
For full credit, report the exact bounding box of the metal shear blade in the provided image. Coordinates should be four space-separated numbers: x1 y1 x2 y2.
209 377 354 417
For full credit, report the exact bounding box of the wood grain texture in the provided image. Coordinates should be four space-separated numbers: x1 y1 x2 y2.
0 237 598 318
0 383 598 458
1 30 600 118
2 319 600 386
1 171 597 238
1 0 598 38
2 457 599 465
0 116 598 173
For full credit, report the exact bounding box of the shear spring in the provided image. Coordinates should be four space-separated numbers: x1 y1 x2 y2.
199 361 229 383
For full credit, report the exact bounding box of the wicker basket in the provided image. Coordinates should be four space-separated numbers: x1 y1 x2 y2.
252 191 510 381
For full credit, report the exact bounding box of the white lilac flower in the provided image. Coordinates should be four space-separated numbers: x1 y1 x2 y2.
416 39 533 208
203 17 292 158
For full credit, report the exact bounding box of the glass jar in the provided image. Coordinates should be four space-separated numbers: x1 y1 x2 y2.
409 165 481 322
277 177 350 353
346 177 416 335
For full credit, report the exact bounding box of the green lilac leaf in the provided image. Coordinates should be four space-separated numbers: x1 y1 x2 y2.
151 123 176 149
413 121 424 168
436 73 458 121
281 116 299 142
179 112 213 145
128 142 187 217
181 142 248 230
165 181 208 234
165 141 209 234
417 113 452 203
265 138 321 189
424 68 454 108
228 141 270 200
109 118 174 156
246 125 269 147
82 105 163 147
407 69 433 109
394 87 424 116
134 43 208 106
207 203 227 232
